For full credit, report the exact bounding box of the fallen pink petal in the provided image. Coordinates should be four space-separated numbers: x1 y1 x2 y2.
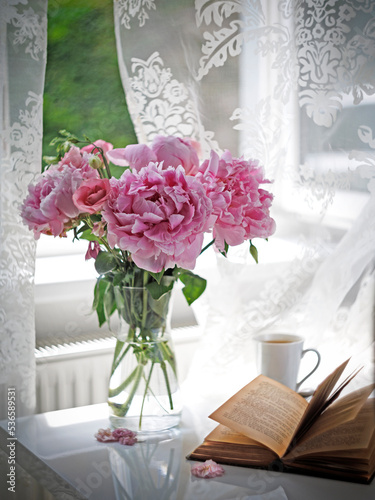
118 435 137 446
94 428 118 443
191 459 225 478
95 427 137 446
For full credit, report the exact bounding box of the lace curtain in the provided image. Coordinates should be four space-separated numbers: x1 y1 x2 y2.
0 0 47 418
114 0 375 401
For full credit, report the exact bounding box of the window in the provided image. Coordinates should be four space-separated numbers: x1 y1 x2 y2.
35 2 133 346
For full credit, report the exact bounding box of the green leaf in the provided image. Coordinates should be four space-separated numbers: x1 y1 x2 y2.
219 241 229 258
93 278 111 326
79 228 100 242
249 241 258 263
103 284 116 324
149 269 165 285
112 272 126 287
93 276 117 327
94 251 117 274
178 270 207 305
42 155 59 165
146 280 174 300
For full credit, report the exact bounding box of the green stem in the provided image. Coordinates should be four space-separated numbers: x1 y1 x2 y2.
159 341 177 377
111 343 131 377
101 148 112 178
139 362 155 429
84 217 123 267
200 238 215 255
141 272 149 333
110 362 144 417
108 364 142 398
110 339 125 376
160 359 174 410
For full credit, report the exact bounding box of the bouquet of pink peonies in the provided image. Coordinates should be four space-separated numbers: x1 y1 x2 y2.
21 131 275 320
21 131 276 429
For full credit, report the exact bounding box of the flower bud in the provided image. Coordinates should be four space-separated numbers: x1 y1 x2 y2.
92 221 106 238
89 155 104 170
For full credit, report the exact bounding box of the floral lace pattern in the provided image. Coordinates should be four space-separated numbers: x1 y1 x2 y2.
0 0 47 418
115 0 156 29
124 51 220 155
114 0 375 392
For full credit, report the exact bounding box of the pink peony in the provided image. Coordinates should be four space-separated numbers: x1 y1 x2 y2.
80 140 113 161
21 148 99 238
191 460 225 478
106 135 200 175
102 163 214 273
58 145 84 169
151 135 200 175
106 143 157 170
73 178 111 214
198 150 276 251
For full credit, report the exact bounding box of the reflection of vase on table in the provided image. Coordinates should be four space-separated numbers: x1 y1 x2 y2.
108 285 182 432
108 429 182 500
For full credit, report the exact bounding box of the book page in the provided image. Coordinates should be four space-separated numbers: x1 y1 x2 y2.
294 383 375 442
290 358 356 444
284 399 375 460
209 375 308 457
206 424 270 447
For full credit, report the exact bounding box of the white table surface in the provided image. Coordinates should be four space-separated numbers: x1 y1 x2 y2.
0 401 374 500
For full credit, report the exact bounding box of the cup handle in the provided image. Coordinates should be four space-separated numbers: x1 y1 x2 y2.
296 348 321 391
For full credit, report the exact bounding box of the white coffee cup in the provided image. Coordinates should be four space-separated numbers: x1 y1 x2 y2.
254 333 321 391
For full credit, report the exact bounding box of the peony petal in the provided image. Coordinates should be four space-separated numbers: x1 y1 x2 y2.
105 148 129 166
191 460 225 479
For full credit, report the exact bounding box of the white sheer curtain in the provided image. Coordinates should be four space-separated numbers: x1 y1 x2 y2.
0 0 47 418
113 0 375 402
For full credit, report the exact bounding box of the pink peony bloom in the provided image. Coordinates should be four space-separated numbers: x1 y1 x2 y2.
72 178 111 214
191 460 225 478
85 241 101 261
80 140 113 161
102 163 214 273
151 135 200 175
106 135 200 175
198 150 276 251
95 427 137 446
58 146 84 169
21 153 99 239
107 143 157 170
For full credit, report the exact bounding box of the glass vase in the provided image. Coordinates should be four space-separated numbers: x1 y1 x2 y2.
108 285 182 432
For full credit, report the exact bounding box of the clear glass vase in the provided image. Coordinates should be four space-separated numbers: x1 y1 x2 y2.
108 285 182 432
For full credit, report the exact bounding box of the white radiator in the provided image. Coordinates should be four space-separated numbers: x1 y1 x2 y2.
35 327 200 414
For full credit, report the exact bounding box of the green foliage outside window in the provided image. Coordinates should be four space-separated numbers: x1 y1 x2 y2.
43 0 136 162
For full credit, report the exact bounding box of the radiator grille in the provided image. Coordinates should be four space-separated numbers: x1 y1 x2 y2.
35 327 200 414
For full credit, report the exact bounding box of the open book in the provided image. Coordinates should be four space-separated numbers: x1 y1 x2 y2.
187 359 375 484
